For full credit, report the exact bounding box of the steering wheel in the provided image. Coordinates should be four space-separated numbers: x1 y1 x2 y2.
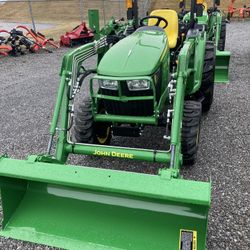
140 16 168 29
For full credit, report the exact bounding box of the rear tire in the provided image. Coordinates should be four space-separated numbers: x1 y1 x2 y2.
181 101 202 166
218 19 226 51
199 41 216 113
74 98 112 145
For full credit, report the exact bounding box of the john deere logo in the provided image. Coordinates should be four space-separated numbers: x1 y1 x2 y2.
93 150 134 159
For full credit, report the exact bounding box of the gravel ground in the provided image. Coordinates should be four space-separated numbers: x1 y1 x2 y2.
0 21 249 249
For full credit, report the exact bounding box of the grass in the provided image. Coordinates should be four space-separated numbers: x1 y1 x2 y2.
0 0 248 40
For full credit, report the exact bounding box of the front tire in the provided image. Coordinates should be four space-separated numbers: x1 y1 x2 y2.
74 98 112 145
181 101 202 166
199 41 216 113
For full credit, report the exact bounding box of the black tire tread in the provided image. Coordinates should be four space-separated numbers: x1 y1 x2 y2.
74 98 95 143
218 20 226 51
200 41 216 112
181 101 202 165
74 97 112 144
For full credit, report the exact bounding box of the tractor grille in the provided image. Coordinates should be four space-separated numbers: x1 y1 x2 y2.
99 83 154 116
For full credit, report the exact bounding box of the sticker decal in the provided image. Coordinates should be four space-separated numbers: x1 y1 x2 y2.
179 230 197 250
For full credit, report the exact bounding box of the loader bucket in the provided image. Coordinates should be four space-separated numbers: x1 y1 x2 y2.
0 156 211 250
215 50 230 83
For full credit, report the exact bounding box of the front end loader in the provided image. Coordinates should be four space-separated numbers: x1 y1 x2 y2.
0 1 230 249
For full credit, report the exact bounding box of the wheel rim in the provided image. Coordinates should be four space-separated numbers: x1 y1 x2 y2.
96 126 111 144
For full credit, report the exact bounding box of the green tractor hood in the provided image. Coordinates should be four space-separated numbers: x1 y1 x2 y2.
97 28 168 77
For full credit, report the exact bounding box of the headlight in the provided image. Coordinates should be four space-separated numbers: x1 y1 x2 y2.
99 79 118 90
127 80 150 91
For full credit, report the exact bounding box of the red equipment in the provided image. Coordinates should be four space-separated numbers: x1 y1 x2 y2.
0 30 12 56
238 6 250 18
228 0 237 18
0 44 12 56
60 22 94 47
16 25 60 52
228 0 250 19
0 29 10 36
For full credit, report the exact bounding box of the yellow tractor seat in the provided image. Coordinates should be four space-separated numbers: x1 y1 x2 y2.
149 10 179 49
203 2 208 11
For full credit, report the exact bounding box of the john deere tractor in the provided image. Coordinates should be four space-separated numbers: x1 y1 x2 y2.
179 0 230 83
0 1 230 249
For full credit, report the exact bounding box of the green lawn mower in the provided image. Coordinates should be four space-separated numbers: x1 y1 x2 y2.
0 1 230 249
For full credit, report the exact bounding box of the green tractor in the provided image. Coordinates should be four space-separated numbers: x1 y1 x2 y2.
179 0 230 82
179 0 226 48
0 1 230 250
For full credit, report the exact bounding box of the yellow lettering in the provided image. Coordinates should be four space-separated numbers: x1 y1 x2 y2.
95 150 134 159
93 150 111 156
